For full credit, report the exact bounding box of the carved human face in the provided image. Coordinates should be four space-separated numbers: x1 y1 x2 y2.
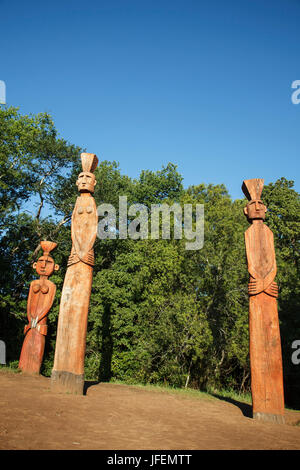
76 172 97 193
244 199 267 220
33 256 59 277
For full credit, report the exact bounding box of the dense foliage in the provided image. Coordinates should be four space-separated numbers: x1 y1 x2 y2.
1 106 299 408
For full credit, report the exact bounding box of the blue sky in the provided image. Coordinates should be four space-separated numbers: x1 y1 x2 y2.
1 0 300 200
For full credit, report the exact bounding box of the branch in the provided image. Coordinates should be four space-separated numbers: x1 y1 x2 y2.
36 193 44 221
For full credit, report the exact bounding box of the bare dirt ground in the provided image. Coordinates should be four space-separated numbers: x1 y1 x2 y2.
0 369 300 450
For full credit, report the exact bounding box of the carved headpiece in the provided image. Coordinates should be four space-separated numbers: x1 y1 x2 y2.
34 241 59 276
242 178 267 222
242 179 264 201
40 241 57 256
81 153 98 174
76 153 98 194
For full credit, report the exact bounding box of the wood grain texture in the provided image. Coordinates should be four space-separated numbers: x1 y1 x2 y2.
51 153 98 395
19 241 58 375
243 178 285 424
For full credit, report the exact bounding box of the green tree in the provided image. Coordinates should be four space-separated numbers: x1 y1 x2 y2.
0 106 81 362
262 178 300 407
1 106 299 408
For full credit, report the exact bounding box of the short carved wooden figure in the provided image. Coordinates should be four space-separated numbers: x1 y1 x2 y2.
19 241 59 375
51 152 98 395
242 178 285 424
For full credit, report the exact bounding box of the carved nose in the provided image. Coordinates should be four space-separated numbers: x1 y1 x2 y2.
255 201 259 210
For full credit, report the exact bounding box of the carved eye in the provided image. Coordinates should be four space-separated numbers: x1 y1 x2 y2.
78 207 84 214
86 206 93 213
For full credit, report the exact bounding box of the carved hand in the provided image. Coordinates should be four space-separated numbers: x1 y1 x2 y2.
248 279 278 297
264 281 278 298
248 279 264 295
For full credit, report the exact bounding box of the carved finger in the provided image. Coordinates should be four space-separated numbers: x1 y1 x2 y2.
271 287 278 292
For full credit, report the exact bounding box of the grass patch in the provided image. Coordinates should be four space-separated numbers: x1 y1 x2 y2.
107 378 251 402
108 380 299 411
3 369 299 412
209 387 252 404
0 363 21 374
109 378 216 400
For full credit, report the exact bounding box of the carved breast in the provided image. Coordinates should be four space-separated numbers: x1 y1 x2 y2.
28 280 56 318
77 205 94 215
71 196 98 260
245 224 275 279
32 284 49 294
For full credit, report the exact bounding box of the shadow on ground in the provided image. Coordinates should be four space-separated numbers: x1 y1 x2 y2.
83 380 100 395
212 394 253 418
83 380 253 420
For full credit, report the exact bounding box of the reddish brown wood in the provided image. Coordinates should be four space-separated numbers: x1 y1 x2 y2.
18 241 59 375
242 178 285 424
51 153 98 394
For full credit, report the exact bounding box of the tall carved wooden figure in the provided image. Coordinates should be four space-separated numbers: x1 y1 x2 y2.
51 153 98 394
19 241 59 374
242 178 285 424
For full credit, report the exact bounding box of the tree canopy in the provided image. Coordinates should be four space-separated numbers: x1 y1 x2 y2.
1 106 299 408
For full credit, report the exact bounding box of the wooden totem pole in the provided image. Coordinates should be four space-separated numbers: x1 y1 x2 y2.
51 153 98 394
19 241 59 374
242 178 285 424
